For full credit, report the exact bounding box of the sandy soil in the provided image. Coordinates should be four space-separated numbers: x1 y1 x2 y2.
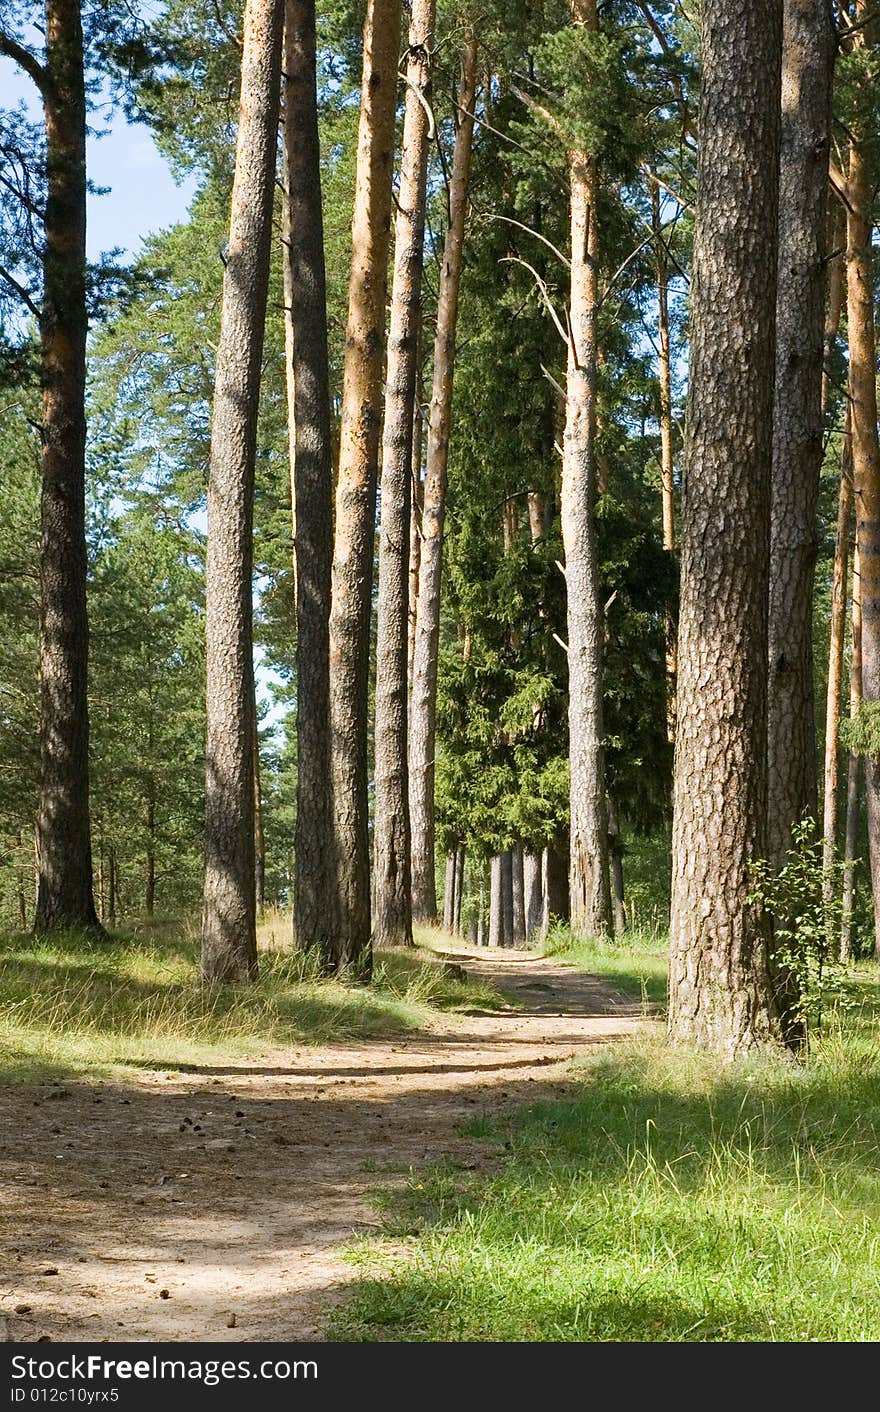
0 950 648 1343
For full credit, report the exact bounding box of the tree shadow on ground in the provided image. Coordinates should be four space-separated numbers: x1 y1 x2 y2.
328 1042 880 1342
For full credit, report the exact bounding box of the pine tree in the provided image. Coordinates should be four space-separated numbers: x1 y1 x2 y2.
373 0 436 948
668 0 784 1056
282 0 338 964
202 0 284 982
1 0 101 932
766 0 834 871
328 0 402 972
409 27 479 922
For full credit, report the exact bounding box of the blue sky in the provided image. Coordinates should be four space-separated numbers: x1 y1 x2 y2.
1 56 197 262
1 52 288 729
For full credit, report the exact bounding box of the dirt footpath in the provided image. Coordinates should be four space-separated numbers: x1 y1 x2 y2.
0 951 647 1343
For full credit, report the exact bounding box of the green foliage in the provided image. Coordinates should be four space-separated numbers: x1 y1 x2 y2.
749 822 853 1043
530 24 646 174
842 701 880 760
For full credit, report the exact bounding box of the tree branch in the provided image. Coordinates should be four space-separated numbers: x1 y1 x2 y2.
0 262 42 322
500 255 568 345
510 84 566 143
487 213 570 269
0 30 50 96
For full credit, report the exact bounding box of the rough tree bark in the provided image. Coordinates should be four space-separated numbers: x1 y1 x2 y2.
842 537 862 962
823 420 853 876
282 0 338 965
512 844 525 944
409 30 478 921
253 713 266 915
766 0 834 870
408 404 423 695
844 2 880 958
561 0 612 940
25 0 101 933
202 0 283 982
668 0 784 1056
501 848 514 947
489 854 503 946
818 199 849 885
373 0 436 947
329 0 402 973
523 850 543 941
443 851 456 932
145 784 156 918
454 844 464 935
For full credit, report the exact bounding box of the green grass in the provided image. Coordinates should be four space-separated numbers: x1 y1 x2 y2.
329 946 880 1342
541 922 668 1007
0 920 509 1083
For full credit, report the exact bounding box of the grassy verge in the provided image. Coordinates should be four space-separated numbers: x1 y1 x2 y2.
330 946 880 1342
0 918 508 1083
541 922 668 1007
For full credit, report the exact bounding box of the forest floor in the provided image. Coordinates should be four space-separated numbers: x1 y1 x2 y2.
0 946 647 1343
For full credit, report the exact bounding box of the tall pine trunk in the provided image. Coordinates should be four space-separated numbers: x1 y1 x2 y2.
253 713 266 915
822 423 852 875
489 854 503 946
282 0 338 965
561 0 612 940
328 0 402 973
408 402 423 695
523 850 543 942
373 0 436 947
846 35 880 956
501 848 513 947
202 0 283 982
409 31 478 921
841 536 862 962
33 0 100 933
145 784 156 917
766 0 834 869
668 0 784 1057
511 844 525 944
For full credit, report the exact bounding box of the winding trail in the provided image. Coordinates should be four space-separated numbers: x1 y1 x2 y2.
0 950 647 1342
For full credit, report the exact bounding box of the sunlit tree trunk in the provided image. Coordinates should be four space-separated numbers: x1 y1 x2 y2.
373 0 436 947
766 0 833 874
845 1 880 958
524 851 543 943
202 0 283 982
823 421 852 877
329 0 402 974
841 538 862 961
31 0 100 934
668 0 784 1056
409 30 478 921
454 845 465 935
561 0 612 940
443 851 455 932
489 853 503 946
282 0 338 965
253 713 265 916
